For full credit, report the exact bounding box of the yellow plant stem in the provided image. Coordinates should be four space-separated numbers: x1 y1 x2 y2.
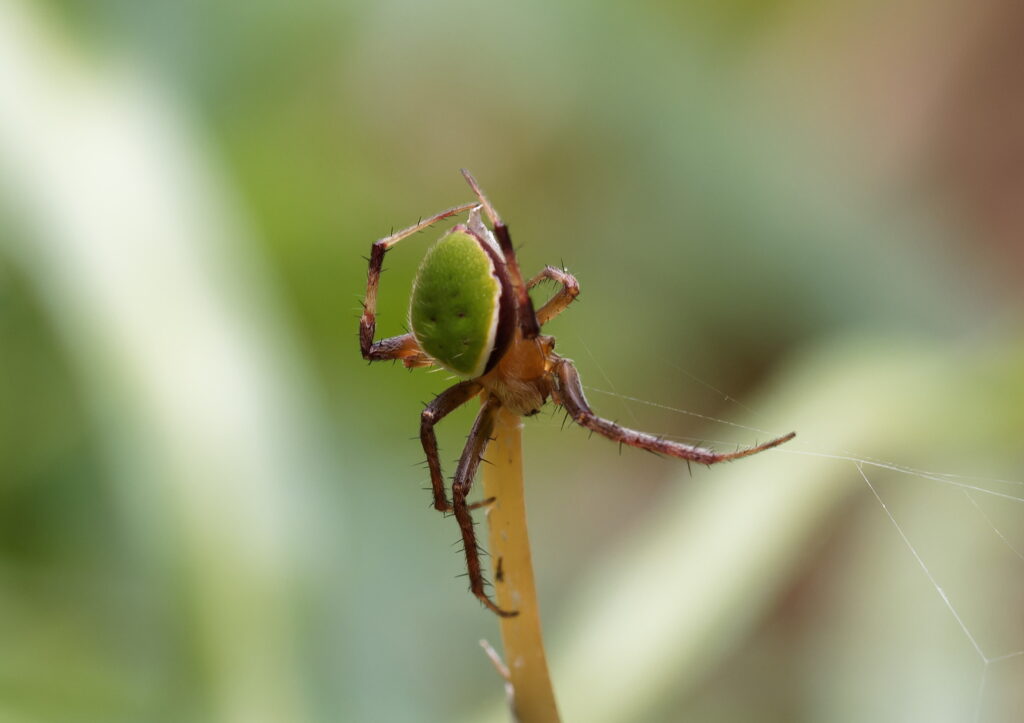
482 406 561 723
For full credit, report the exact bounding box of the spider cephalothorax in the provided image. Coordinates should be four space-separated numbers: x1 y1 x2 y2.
360 170 796 617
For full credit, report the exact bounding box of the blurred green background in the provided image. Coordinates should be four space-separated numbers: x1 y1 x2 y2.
2 1 1023 721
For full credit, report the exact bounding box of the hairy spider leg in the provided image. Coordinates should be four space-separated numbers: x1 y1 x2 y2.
527 265 581 326
360 333 432 365
552 358 796 463
451 397 518 617
420 380 495 512
360 202 477 363
460 169 541 340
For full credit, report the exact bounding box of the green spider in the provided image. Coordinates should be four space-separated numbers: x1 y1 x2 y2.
360 170 796 617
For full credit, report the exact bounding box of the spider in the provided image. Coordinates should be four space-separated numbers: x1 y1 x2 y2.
359 170 796 617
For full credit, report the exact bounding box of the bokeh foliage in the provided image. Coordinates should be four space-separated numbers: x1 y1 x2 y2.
2 1 1023 721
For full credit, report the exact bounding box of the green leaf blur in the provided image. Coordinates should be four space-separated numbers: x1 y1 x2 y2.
2 1 1022 721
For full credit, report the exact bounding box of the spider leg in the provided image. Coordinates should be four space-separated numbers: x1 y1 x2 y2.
360 202 476 362
527 265 580 326
460 169 540 340
551 358 795 463
420 380 484 512
452 397 517 617
361 332 433 366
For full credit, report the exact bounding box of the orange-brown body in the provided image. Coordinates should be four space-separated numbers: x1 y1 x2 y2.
479 333 556 416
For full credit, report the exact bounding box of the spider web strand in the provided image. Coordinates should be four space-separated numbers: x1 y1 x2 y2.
855 462 986 662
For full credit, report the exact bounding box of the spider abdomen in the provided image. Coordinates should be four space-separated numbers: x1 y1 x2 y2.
409 227 514 378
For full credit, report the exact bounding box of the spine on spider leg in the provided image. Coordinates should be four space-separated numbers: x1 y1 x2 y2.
482 405 561 723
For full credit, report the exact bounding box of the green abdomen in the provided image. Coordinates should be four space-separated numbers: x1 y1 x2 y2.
409 229 501 378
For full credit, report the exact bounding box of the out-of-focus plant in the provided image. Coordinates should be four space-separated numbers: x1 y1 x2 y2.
3 0 1023 721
